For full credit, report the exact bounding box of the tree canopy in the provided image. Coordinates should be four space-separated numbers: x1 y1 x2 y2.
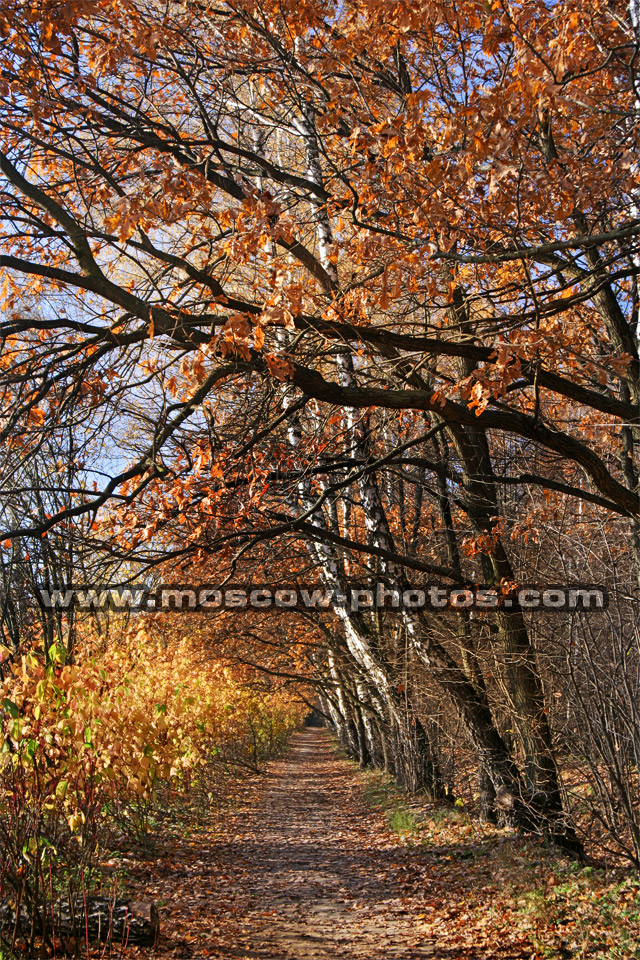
1 0 640 860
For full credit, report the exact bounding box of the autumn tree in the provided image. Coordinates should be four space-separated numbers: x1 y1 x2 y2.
1 0 640 848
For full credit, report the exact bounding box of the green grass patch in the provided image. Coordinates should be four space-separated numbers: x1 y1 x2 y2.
387 804 421 836
358 768 426 837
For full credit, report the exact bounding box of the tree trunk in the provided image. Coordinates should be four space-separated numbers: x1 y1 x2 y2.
1 898 159 947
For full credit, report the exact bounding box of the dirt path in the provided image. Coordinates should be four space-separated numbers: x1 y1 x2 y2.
208 727 437 960
133 728 534 959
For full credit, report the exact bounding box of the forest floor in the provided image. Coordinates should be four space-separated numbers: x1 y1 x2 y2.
112 728 639 960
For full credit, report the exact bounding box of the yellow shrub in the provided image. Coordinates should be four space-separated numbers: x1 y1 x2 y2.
0 627 303 825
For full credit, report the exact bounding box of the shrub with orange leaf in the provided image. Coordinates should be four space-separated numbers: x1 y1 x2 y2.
0 625 304 950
